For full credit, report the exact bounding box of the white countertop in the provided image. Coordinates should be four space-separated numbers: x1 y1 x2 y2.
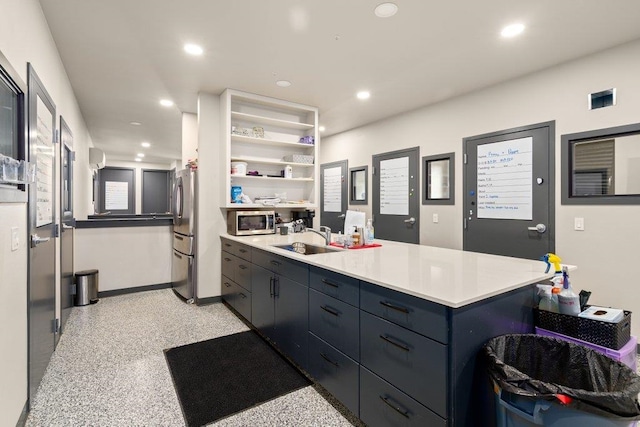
222 232 564 308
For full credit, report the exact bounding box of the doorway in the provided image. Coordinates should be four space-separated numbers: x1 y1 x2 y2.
320 160 347 232
59 117 74 340
27 64 57 405
372 147 420 244
463 122 555 259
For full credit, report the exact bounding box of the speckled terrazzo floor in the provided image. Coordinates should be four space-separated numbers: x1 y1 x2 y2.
25 289 356 427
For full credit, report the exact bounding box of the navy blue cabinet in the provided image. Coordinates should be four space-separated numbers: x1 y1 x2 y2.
221 239 252 322
250 250 309 370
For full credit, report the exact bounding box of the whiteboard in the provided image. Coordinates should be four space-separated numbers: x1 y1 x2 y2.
323 166 342 212
105 181 129 210
35 96 54 227
380 156 409 215
477 137 533 220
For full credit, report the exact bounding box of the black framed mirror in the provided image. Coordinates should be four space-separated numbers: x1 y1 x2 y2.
562 123 640 205
422 152 454 205
349 165 368 205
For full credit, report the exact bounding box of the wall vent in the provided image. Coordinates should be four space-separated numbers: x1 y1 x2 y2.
589 88 616 110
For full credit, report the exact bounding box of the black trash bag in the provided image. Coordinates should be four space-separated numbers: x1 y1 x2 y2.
484 334 640 419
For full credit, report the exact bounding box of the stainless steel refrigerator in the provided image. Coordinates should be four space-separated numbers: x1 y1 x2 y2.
172 168 197 303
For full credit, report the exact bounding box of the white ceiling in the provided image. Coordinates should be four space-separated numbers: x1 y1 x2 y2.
38 0 640 165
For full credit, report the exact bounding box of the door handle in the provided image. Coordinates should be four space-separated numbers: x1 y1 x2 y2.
403 217 416 225
62 224 74 230
31 234 50 248
527 223 547 234
338 214 346 219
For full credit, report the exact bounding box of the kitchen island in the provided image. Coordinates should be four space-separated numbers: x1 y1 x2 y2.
220 232 556 427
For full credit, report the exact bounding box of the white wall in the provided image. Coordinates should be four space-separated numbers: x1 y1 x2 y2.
322 39 640 335
196 92 226 299
182 112 198 167
106 160 173 214
74 226 172 291
0 0 93 424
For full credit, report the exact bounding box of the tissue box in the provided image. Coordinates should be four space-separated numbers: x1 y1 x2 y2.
579 306 624 323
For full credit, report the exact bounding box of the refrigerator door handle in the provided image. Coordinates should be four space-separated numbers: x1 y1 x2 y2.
174 176 184 220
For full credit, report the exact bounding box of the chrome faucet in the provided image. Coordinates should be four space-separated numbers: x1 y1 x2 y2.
306 226 332 245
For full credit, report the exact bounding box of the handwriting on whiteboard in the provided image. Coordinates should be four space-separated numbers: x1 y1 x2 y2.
380 156 409 215
477 137 533 220
323 166 342 212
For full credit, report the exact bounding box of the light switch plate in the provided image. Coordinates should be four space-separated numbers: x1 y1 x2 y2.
11 227 19 251
574 217 584 231
433 213 439 223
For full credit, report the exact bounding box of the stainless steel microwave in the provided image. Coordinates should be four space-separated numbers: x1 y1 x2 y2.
227 210 276 236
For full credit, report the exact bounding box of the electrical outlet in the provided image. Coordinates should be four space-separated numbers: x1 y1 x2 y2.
11 227 19 251
433 213 439 223
574 217 584 231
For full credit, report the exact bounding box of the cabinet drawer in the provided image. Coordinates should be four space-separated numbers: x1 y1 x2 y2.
221 275 236 303
253 249 308 285
360 311 448 417
221 237 252 261
174 233 194 255
360 366 446 427
309 266 359 307
234 286 252 322
308 332 359 416
309 289 359 361
236 258 252 291
221 252 238 282
360 281 448 344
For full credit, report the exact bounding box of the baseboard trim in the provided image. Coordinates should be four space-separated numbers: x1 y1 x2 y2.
196 296 222 305
98 282 172 298
16 399 28 427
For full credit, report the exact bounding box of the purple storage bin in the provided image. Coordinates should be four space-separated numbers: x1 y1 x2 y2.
536 327 637 371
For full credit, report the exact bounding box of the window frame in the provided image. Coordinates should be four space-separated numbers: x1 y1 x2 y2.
422 152 455 205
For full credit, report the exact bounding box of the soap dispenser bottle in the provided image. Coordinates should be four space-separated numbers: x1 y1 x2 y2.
364 218 374 245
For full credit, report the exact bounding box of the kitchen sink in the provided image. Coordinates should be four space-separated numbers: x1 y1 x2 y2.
273 242 341 255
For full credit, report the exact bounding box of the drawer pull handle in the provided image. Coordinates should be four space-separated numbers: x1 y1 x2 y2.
321 278 339 288
224 257 232 262
239 248 247 253
320 305 340 316
270 260 281 267
239 293 247 299
175 235 184 240
379 395 410 418
224 243 232 247
269 277 274 297
380 300 410 314
320 352 339 367
224 282 231 288
174 253 183 259
239 265 248 270
379 334 410 352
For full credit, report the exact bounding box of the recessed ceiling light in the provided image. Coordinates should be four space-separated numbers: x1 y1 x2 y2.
141 142 151 148
137 153 145 158
135 158 142 162
160 99 174 107
319 126 326 132
357 91 371 100
374 2 398 18
501 23 525 38
276 80 291 87
130 121 142 126
184 43 204 56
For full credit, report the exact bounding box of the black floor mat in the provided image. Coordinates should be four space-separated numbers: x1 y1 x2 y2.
164 330 311 426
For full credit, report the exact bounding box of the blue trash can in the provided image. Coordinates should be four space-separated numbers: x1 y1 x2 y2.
484 334 640 427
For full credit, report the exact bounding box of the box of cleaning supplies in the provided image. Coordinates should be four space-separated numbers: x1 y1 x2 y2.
534 306 631 350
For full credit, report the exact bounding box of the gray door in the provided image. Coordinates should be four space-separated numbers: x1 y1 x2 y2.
27 64 57 404
142 169 170 213
97 167 135 214
59 117 74 340
463 122 555 259
320 160 348 232
372 147 420 244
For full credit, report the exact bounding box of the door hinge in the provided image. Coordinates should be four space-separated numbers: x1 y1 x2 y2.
464 218 467 230
54 318 60 334
372 166 376 175
54 224 60 238
70 151 76 161
463 153 468 164
70 283 77 295
54 133 60 144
